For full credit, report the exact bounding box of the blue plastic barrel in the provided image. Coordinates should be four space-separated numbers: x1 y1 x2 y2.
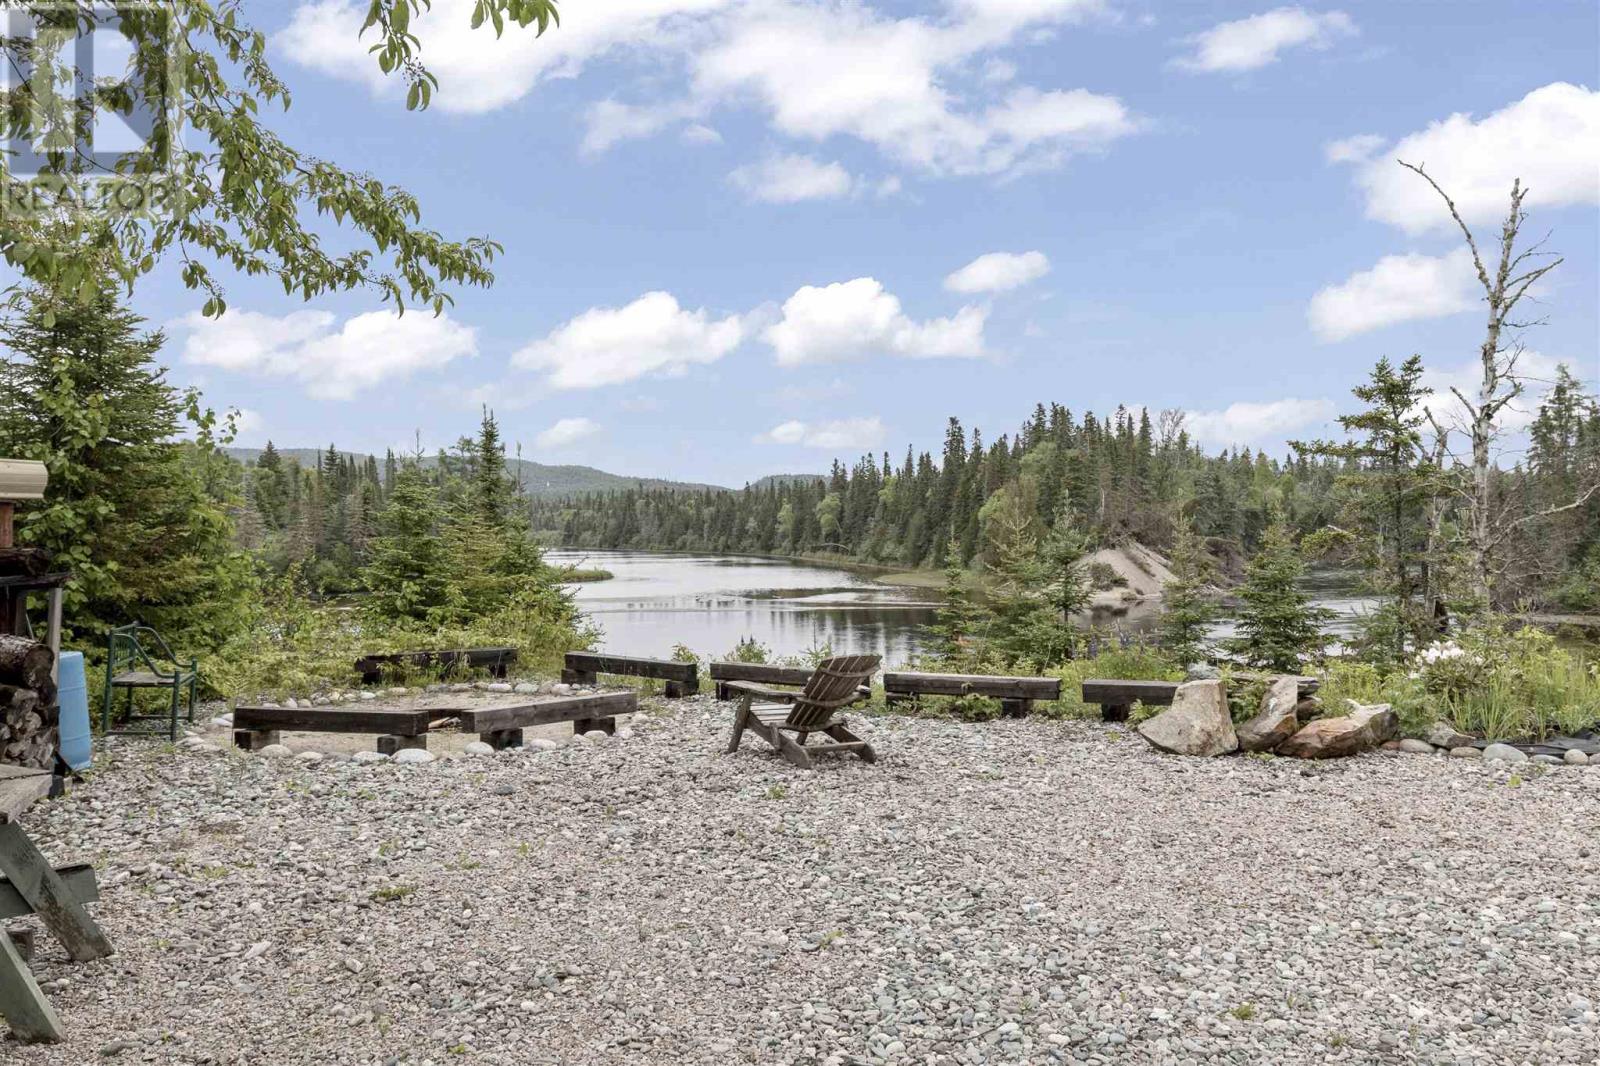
56 651 92 770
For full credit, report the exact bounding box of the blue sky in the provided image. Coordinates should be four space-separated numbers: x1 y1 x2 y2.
130 2 1600 483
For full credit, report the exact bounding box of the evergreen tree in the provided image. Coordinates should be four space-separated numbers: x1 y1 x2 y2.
360 464 455 624
0 280 253 648
927 535 980 664
1228 512 1332 671
1158 521 1217 667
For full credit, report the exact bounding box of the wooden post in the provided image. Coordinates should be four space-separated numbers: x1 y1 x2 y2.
0 924 61 1043
0 502 13 550
376 734 426 755
0 823 113 963
480 728 523 751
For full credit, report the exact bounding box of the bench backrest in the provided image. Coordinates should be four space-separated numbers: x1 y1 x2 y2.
786 654 880 730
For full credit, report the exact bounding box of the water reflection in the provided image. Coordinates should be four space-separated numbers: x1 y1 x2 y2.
547 549 1375 666
545 550 940 663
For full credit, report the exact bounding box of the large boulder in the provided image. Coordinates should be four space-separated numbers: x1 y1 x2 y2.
1277 701 1398 760
1236 676 1301 753
1136 680 1237 757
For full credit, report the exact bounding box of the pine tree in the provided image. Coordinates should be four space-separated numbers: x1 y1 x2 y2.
0 280 254 648
1228 511 1332 671
1158 521 1217 668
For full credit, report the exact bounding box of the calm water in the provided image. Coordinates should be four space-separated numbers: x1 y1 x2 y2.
545 550 940 663
547 549 1376 665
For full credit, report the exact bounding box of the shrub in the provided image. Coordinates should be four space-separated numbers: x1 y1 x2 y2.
723 637 771 664
1418 623 1600 740
1038 642 1183 719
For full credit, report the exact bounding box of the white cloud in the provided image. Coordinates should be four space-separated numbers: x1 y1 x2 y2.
1185 398 1336 446
1323 132 1383 164
764 277 987 365
177 308 477 400
1174 7 1356 73
1345 83 1600 234
1307 248 1477 342
728 154 856 203
511 291 744 388
681 123 723 145
758 417 886 449
945 250 1050 293
536 417 602 448
281 0 1135 180
280 0 739 115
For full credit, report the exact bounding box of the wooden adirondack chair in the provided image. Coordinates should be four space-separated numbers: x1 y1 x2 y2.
724 654 881 769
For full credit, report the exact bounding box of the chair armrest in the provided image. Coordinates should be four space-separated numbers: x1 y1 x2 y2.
723 681 801 703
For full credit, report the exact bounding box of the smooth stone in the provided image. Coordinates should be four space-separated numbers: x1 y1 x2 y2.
392 748 435 765
351 750 389 764
1136 680 1237 757
293 750 324 764
1398 738 1435 754
463 741 495 756
1562 750 1588 765
486 683 514 693
1482 743 1528 764
258 744 292 759
582 729 610 742
525 738 559 751
1530 754 1564 766
490 783 515 796
210 714 233 727
1449 746 1482 759
514 682 538 694
359 691 376 701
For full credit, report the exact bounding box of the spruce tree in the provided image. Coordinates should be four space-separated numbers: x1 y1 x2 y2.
928 534 980 664
361 464 455 624
1158 522 1217 668
0 280 253 648
1228 512 1332 671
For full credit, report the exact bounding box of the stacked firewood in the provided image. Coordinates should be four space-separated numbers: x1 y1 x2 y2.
0 634 57 769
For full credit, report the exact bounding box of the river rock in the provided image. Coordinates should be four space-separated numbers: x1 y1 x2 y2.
1277 702 1397 760
392 748 435 765
258 744 292 759
1398 738 1435 755
1136 680 1236 757
462 741 495 757
1426 720 1475 749
1449 746 1481 759
1563 750 1588 765
1235 676 1300 753
351 750 389 764
1293 696 1323 721
1482 743 1528 765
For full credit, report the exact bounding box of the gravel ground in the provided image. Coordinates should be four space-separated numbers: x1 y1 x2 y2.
7 696 1599 1066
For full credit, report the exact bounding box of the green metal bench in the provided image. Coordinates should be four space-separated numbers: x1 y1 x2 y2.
101 624 197 740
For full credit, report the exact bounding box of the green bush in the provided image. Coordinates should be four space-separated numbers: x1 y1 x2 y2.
723 637 771 664
1418 624 1600 740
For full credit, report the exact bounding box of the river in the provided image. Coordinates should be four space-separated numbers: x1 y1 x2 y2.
546 549 1377 665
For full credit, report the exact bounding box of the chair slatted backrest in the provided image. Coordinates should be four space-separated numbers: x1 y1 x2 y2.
786 654 880 730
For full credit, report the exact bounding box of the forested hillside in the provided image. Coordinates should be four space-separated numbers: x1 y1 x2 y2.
524 384 1600 616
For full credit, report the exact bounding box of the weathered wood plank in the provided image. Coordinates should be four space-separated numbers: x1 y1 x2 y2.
232 706 437 736
883 672 1061 700
457 693 638 734
0 824 112 963
1081 677 1319 706
0 925 62 1043
0 863 97 921
0 773 51 826
354 647 517 683
563 652 698 686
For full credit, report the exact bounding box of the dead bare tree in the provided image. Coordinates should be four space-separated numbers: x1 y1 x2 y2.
1399 162 1564 608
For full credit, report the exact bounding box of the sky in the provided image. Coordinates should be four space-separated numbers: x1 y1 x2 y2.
80 2 1600 483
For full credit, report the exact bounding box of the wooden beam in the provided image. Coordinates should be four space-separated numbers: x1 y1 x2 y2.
0 924 62 1043
457 693 638 734
563 652 698 687
0 863 97 921
882 672 1061 701
232 706 438 736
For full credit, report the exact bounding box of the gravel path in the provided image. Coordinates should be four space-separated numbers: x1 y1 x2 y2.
7 698 1598 1065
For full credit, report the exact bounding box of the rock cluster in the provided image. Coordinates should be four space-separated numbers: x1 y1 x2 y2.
1137 677 1402 761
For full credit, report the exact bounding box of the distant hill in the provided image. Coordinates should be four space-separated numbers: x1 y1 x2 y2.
224 447 729 498
746 473 827 490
